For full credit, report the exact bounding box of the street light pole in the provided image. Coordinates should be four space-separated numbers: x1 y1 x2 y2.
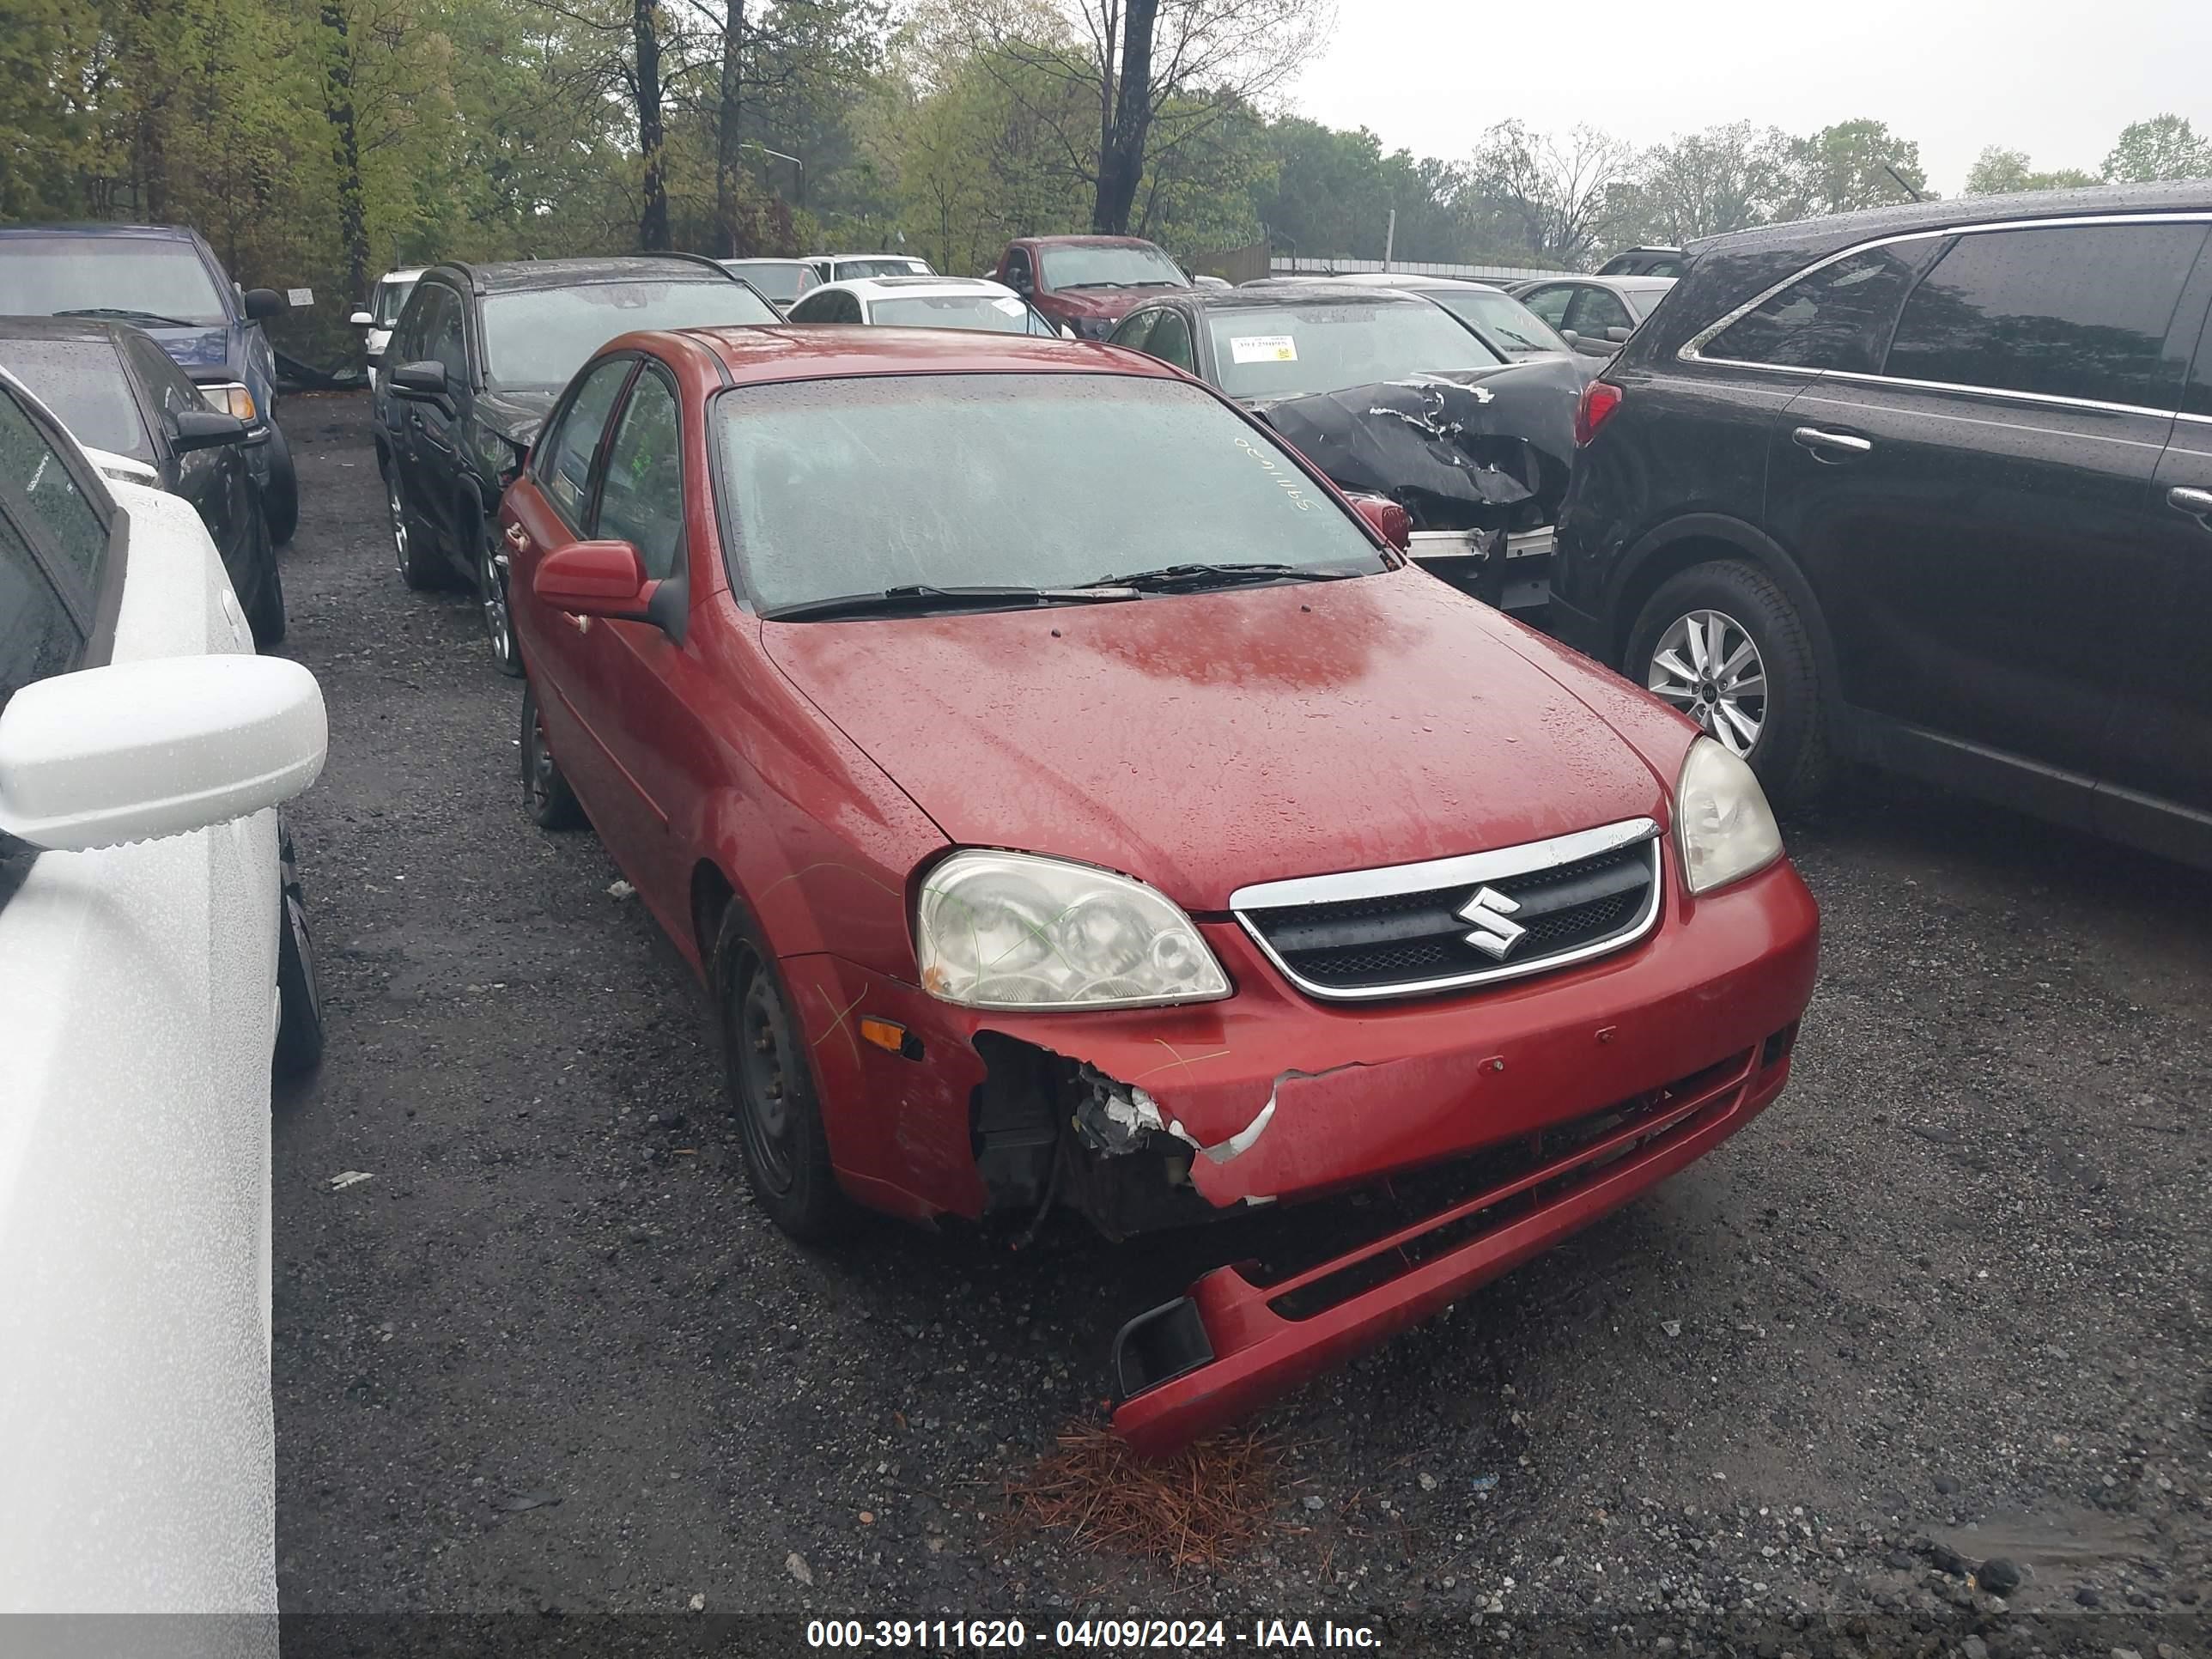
742 143 805 212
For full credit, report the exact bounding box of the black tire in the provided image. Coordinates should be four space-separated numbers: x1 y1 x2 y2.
520 682 586 830
474 509 523 678
274 822 325 1077
389 468 447 591
241 507 287 649
1626 559 1830 809
263 421 299 546
714 904 849 1243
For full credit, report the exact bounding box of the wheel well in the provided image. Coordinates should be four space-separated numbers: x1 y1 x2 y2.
691 861 736 977
1611 533 1757 661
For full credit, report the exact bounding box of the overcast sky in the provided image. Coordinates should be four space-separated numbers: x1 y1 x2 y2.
1286 0 2211 194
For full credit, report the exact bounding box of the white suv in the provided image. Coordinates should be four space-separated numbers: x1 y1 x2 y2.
0 368 327 1616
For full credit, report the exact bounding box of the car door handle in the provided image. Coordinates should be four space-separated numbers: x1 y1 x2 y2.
1792 425 1873 459
2166 485 2212 525
504 523 531 552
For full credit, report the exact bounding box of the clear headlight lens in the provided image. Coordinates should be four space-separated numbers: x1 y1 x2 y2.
1675 737 1784 895
915 851 1231 1010
198 382 258 422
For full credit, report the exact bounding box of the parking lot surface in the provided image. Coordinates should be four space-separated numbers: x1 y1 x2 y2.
273 393 2208 1650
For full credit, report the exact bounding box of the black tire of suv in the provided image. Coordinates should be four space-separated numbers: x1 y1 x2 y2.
1626 560 1831 809
264 422 299 546
520 683 586 830
390 471 447 592
242 508 287 649
714 902 850 1244
274 822 325 1077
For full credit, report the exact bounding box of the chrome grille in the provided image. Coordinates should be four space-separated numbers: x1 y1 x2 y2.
1231 819 1663 1001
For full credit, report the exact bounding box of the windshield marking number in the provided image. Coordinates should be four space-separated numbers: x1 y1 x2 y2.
1234 434 1313 512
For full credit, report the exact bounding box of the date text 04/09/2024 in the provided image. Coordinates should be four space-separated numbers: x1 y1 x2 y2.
804 1619 1384 1649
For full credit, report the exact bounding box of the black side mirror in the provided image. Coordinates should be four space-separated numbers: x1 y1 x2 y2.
172 408 248 452
243 288 286 321
390 360 450 401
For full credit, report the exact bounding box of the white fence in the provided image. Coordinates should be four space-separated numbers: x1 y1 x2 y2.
1269 255 1565 283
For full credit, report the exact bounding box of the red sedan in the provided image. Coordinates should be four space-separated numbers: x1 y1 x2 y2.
500 327 1820 1455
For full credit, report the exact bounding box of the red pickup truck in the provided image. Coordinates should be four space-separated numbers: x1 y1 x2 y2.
991 234 1191 338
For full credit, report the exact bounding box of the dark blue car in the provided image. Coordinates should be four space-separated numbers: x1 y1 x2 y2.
0 222 301 543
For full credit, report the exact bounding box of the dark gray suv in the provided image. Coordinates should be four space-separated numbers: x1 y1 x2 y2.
1552 182 2212 870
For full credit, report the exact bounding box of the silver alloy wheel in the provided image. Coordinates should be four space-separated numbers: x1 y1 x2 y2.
386 476 409 574
1648 608 1766 757
478 532 514 671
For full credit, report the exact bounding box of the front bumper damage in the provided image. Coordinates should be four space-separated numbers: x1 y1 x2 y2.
780 857 1819 1453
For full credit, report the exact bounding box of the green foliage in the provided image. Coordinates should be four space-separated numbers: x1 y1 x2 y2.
1784 118 1932 216
1963 146 2097 197
2101 114 2212 184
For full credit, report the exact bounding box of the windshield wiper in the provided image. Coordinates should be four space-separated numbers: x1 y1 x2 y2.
55 307 199 328
1056 281 1129 291
764 582 1139 622
1085 562 1365 593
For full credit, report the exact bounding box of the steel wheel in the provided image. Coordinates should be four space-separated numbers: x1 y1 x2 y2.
478 529 520 676
731 952 799 1195
386 475 410 576
520 684 584 830
1648 607 1766 757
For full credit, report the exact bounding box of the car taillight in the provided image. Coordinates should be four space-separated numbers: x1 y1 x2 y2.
1574 380 1623 447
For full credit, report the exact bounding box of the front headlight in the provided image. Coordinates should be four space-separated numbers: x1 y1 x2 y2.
1674 737 1784 895
199 382 258 422
915 850 1231 1010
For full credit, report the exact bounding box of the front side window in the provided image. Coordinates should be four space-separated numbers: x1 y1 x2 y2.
481 281 778 388
1147 311 1196 374
0 235 229 327
787 289 841 324
1204 301 1504 401
124 331 199 428
1037 243 1188 293
594 371 684 580
536 357 634 528
1565 287 1634 339
0 508 82 713
1519 286 1571 329
1884 222 2209 409
424 288 468 385
1107 310 1158 352
866 294 1036 332
0 337 151 460
1705 240 1948 374
714 374 1385 613
0 387 109 595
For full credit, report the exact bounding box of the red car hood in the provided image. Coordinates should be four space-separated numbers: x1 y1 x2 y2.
1038 287 1172 320
763 568 1681 911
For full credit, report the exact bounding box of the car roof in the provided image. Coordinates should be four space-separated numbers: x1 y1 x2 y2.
0 315 136 348
674 325 1183 386
1687 178 2212 261
809 276 1018 300
808 252 929 263
0 222 200 242
722 257 813 267
1285 271 1505 293
1181 283 1436 311
1016 234 1168 249
432 254 733 295
1523 273 1675 292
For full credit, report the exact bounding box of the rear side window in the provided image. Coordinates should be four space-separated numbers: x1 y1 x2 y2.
0 389 110 594
1884 222 2208 409
535 356 633 528
1705 240 1946 373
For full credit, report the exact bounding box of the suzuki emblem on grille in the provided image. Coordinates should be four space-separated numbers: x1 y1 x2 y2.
1457 885 1526 959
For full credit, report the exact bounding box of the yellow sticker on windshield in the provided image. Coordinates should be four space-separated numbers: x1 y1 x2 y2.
1229 334 1297 364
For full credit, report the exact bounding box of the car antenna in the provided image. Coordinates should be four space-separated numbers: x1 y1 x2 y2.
1884 164 1924 204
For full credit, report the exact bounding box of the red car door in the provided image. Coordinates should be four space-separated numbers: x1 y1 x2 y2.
506 355 636 816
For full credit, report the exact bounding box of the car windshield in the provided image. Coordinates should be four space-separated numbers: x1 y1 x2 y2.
715 373 1385 612
372 278 417 327
726 262 815 304
1625 285 1672 318
0 237 228 326
1206 301 1504 401
1426 289 1570 356
1040 244 1188 291
481 281 778 386
835 258 931 280
866 294 1040 333
0 338 150 460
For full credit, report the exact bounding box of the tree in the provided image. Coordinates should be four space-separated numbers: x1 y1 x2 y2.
2101 114 2212 183
1784 118 1930 216
1629 122 1796 244
1469 119 1636 266
935 0 1329 237
1963 144 2095 196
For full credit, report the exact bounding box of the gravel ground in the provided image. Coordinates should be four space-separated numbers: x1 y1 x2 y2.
272 392 2209 1656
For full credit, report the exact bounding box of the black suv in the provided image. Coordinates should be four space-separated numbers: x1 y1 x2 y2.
377 255 776 674
1553 182 2212 870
